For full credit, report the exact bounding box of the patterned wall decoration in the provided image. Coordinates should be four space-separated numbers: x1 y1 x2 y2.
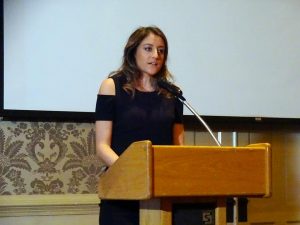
0 121 106 195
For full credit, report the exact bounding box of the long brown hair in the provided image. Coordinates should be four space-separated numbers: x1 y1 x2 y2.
110 26 173 96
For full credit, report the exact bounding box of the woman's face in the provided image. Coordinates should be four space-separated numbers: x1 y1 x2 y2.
135 33 166 77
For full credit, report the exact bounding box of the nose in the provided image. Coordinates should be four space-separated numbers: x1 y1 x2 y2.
152 48 159 58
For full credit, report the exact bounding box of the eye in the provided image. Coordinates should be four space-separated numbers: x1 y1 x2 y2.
144 46 153 52
157 48 165 55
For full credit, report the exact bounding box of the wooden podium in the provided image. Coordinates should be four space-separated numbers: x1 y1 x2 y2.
98 140 271 225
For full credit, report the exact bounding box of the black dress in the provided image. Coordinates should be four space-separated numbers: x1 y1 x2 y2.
95 74 183 225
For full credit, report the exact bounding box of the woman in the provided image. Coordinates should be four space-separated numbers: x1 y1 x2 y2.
95 26 184 225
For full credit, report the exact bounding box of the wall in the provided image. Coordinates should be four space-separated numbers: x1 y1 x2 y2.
0 121 103 225
0 120 300 225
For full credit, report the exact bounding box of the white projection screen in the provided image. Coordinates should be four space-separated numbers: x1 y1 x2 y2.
2 0 300 119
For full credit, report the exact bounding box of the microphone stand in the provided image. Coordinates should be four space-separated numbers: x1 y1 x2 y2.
156 79 221 146
178 97 221 147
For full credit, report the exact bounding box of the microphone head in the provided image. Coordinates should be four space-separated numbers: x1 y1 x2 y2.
157 79 185 101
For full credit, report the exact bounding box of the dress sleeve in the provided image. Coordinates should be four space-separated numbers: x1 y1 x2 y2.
174 98 184 123
95 94 115 121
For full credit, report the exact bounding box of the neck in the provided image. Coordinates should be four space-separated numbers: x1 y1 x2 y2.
136 75 155 92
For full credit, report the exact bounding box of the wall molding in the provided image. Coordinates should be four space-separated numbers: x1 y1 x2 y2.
0 194 100 217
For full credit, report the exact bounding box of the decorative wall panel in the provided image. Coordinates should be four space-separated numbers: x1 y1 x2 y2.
0 121 106 195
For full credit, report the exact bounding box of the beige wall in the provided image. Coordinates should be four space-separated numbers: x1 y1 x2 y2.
0 121 102 225
0 121 299 224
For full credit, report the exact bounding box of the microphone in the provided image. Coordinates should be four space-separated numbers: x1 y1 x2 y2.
157 78 221 146
157 79 186 101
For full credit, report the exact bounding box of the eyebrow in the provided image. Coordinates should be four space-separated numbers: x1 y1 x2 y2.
142 43 165 48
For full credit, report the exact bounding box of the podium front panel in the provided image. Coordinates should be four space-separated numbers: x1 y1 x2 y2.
152 144 271 198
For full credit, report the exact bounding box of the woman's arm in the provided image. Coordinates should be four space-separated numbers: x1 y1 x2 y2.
173 123 184 145
95 78 119 167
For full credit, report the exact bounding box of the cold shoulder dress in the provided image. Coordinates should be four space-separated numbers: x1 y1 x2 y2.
95 74 183 225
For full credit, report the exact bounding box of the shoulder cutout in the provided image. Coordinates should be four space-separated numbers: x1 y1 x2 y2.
99 78 115 95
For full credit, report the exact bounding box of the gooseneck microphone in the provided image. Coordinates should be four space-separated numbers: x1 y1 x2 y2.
157 79 221 147
157 79 186 101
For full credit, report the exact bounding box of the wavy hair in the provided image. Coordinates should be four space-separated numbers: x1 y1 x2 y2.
109 26 173 96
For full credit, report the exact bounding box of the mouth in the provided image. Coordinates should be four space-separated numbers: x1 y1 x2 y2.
148 62 158 66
